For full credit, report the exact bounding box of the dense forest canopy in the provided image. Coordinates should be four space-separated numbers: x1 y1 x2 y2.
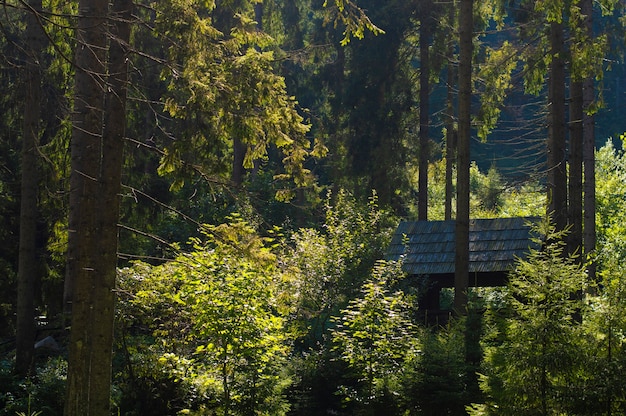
1 0 626 414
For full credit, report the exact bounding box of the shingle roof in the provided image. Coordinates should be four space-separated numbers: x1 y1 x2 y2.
387 217 540 276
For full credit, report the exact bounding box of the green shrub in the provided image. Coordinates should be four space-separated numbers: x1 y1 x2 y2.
0 357 66 416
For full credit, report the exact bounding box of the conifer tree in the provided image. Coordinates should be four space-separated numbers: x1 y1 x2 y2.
470 221 587 415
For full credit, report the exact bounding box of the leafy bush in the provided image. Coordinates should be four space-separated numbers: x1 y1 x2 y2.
596 137 626 269
331 260 419 415
116 215 292 415
283 189 396 347
0 357 66 416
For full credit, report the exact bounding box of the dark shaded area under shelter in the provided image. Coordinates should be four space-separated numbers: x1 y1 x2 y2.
388 217 540 321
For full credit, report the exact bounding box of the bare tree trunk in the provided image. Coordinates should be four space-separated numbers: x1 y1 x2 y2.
444 4 456 221
581 0 596 281
64 0 108 413
65 0 131 412
91 0 132 412
418 0 431 221
547 21 568 232
454 0 472 315
16 0 45 377
569 79 583 256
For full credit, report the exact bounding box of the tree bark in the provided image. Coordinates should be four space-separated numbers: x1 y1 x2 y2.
568 79 583 256
91 0 132 412
454 0 472 315
64 0 109 413
418 0 431 221
581 0 596 281
16 0 45 377
444 4 456 221
547 21 568 232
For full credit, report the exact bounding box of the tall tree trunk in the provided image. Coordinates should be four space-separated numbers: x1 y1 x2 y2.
92 0 132 413
454 0 472 314
418 1 431 221
581 0 596 281
444 5 456 221
16 0 45 377
568 79 583 256
64 0 109 413
547 21 567 232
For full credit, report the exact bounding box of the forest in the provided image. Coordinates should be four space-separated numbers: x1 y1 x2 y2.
1 0 626 414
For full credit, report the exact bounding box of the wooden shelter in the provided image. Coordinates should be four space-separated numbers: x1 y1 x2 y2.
387 217 539 314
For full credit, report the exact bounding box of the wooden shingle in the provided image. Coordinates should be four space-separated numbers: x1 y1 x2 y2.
387 217 539 279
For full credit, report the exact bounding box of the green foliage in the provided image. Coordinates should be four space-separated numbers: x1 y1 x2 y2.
470 163 504 213
3 0 626 414
569 0 614 87
475 42 518 141
534 0 566 23
596 137 626 267
421 159 544 220
522 51 551 96
282 189 396 345
570 294 626 414
153 0 323 200
498 180 546 218
470 220 588 415
304 0 417 210
467 142 626 416
400 320 470 415
322 0 385 45
272 189 398 414
116 216 291 415
0 358 66 416
330 260 417 411
572 137 626 414
577 247 626 414
419 158 450 220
